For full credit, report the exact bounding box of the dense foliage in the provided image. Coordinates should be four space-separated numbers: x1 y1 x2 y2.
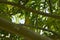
0 0 60 40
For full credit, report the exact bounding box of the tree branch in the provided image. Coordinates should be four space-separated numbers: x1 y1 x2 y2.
48 0 53 14
18 24 59 36
0 1 60 19
0 17 52 40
